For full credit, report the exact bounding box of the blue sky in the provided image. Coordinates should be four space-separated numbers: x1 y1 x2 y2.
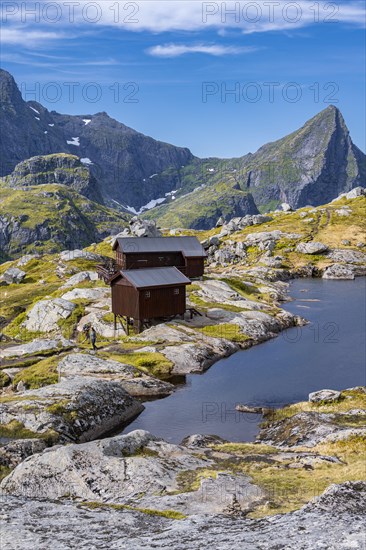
1 1 365 157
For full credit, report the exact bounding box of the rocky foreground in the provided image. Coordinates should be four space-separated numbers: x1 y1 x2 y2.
1 386 365 549
1 481 365 550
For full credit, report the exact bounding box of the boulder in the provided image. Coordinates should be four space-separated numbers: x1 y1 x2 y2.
335 208 350 217
129 218 162 238
162 340 238 375
16 381 28 392
59 250 103 262
61 287 108 302
0 430 207 502
113 228 130 240
181 434 227 448
17 254 39 267
258 239 275 253
138 324 196 343
322 264 355 280
22 298 76 332
57 353 174 397
214 248 236 266
327 249 366 264
0 338 73 359
235 404 267 414
0 430 263 516
61 271 98 288
245 230 294 247
345 187 365 199
309 389 342 403
281 203 293 212
250 214 272 225
235 241 247 258
208 236 220 247
261 255 283 268
296 242 329 255
0 439 48 469
192 279 256 308
245 231 280 245
0 377 144 444
333 187 365 202
216 216 225 227
2 267 26 285
77 311 124 339
224 219 240 234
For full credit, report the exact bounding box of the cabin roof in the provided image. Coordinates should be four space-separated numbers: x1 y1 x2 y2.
114 267 191 289
112 236 206 257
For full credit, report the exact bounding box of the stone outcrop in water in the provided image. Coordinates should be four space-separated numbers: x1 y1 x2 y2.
258 387 366 447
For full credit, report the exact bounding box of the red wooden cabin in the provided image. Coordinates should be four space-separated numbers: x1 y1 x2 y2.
110 266 191 333
112 236 206 278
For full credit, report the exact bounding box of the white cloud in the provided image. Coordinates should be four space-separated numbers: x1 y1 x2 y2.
1 0 364 49
0 28 67 46
54 0 366 33
147 43 259 57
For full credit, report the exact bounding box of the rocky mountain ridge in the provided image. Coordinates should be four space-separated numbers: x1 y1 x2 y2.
145 106 366 228
0 69 194 211
1 68 364 229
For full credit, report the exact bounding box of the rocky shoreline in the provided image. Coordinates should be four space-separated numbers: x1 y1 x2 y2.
1 386 365 549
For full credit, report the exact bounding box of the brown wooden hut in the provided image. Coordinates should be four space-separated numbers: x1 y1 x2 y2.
110 266 191 333
112 236 206 278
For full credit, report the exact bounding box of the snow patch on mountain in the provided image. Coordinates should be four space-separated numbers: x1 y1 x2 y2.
67 137 80 147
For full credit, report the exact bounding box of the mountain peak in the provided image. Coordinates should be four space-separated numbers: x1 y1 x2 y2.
0 68 23 112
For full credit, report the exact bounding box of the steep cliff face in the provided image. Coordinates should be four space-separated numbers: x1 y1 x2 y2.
242 106 366 210
0 70 68 175
0 183 129 261
51 111 194 209
0 69 194 209
146 106 365 227
1 154 103 204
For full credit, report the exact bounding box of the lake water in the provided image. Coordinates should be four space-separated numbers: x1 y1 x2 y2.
123 277 366 443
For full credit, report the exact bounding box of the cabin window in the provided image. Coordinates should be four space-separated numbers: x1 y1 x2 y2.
173 288 180 295
144 291 151 299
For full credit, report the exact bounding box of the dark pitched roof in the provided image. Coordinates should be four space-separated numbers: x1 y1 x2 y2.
115 267 191 289
112 236 206 257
